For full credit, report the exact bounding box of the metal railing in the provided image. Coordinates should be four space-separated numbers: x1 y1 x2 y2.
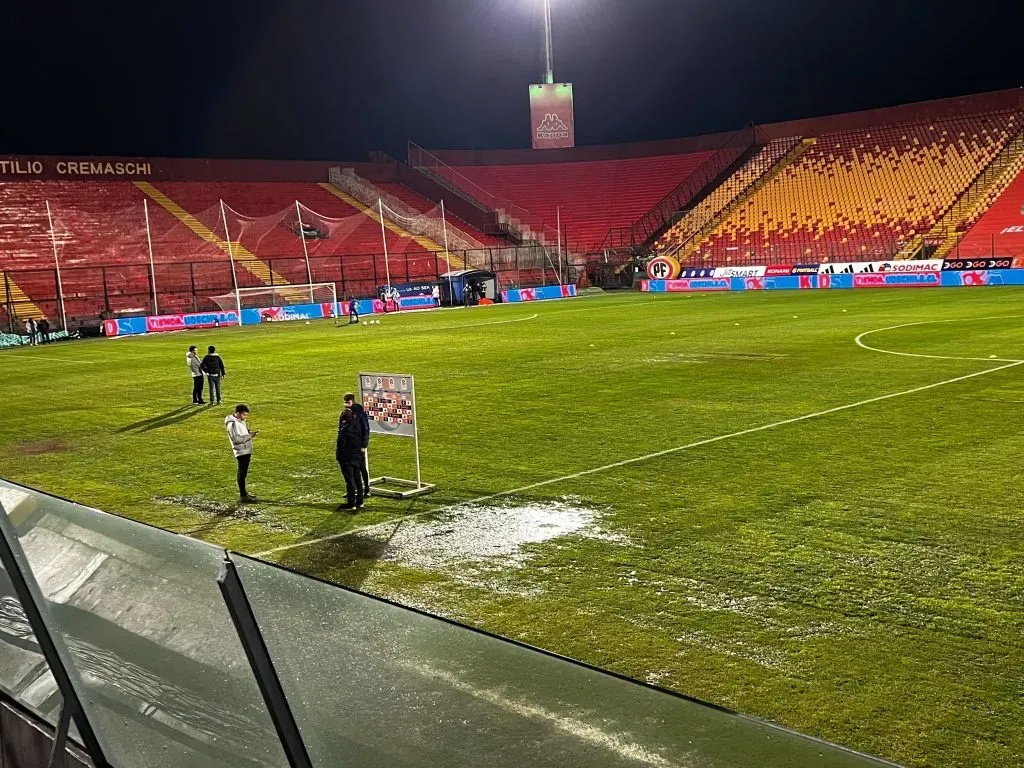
629 126 756 246
328 167 485 251
408 141 563 249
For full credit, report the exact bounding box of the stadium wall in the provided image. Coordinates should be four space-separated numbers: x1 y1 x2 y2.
0 155 383 182
99 289 578 339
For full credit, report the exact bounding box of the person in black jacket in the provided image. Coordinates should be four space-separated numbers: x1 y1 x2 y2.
344 393 371 498
201 345 227 405
336 408 364 511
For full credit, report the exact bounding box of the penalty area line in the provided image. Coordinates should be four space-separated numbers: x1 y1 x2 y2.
255 359 1024 559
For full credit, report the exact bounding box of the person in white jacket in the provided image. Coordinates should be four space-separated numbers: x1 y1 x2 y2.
186 346 205 404
225 404 258 502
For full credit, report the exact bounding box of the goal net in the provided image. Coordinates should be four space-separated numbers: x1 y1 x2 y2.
209 282 337 313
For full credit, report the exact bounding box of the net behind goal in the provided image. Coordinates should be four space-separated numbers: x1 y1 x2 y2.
210 283 337 313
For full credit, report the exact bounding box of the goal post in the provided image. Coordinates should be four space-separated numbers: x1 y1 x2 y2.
209 283 338 314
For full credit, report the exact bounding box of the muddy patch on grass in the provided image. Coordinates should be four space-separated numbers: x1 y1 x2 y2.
17 439 72 455
155 494 303 534
376 498 629 573
350 498 633 599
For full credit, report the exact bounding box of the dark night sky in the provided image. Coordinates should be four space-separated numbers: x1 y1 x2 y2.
3 1 1022 161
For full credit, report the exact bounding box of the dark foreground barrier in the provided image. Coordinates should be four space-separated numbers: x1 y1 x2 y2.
0 478 899 768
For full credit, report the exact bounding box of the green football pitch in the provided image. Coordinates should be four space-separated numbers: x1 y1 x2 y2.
3 288 1024 768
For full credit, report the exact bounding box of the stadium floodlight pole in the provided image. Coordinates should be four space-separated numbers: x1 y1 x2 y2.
556 205 563 284
378 198 393 290
220 200 243 319
143 199 159 315
44 200 68 332
295 201 315 304
543 0 555 84
440 199 456 303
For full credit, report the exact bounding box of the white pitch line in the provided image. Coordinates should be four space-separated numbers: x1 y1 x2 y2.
0 354 99 364
854 315 1024 363
438 312 538 330
256 358 1024 558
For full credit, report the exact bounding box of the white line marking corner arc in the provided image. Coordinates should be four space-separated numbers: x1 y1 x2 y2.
855 315 1024 363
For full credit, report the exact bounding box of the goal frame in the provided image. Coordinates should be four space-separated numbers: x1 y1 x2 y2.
212 283 338 316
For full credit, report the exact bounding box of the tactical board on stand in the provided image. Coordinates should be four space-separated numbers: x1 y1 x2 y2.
358 372 435 499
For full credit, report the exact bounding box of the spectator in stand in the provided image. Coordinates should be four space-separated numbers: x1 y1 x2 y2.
25 318 37 346
344 392 371 498
202 345 227 405
187 345 206 404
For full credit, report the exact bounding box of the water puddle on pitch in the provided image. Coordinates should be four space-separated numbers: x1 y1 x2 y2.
374 497 629 572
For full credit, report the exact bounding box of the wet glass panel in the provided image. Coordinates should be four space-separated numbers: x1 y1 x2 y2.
0 550 62 724
0 479 288 768
234 553 894 768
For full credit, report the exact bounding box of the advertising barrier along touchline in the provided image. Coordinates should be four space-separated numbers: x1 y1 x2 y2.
101 287 578 338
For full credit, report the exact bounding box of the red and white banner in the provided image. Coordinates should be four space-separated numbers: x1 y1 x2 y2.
145 311 240 333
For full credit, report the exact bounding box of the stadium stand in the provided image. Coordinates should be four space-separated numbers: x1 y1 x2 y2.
0 178 452 321
684 112 1023 264
954 161 1024 258
656 137 805 254
445 152 714 253
0 181 152 321
4 89 1024 330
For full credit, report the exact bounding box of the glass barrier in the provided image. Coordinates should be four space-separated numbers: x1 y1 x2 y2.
0 479 288 768
0 559 62 725
234 554 895 768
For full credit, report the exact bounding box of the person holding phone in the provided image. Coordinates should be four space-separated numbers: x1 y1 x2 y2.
225 404 258 502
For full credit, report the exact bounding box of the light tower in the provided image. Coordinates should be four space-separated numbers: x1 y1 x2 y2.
543 0 555 84
529 0 574 149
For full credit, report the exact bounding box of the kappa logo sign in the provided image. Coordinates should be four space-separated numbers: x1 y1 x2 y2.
536 113 570 141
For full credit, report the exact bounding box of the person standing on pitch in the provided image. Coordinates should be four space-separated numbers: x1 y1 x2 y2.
335 408 364 511
348 295 359 325
344 392 371 498
225 404 258 502
202 345 227 405
187 345 206 404
25 318 37 346
38 317 51 343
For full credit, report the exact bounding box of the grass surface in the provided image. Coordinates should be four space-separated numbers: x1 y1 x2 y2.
3 288 1024 767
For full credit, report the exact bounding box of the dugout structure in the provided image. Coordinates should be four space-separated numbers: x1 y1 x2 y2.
359 372 435 499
